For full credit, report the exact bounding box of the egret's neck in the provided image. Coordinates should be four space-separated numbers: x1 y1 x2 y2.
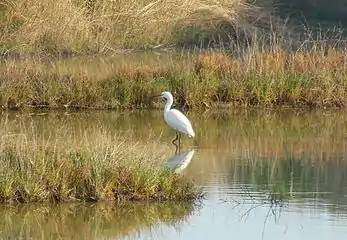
164 97 173 113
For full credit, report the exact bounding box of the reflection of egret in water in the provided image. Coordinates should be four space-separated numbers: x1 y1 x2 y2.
165 149 195 173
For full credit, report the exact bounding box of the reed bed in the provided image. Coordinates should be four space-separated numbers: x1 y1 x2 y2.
1 44 347 109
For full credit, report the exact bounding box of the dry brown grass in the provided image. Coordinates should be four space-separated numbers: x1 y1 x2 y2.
250 49 346 74
196 48 347 75
0 0 254 54
194 46 347 107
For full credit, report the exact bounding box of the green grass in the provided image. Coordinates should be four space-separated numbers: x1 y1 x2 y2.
0 128 201 203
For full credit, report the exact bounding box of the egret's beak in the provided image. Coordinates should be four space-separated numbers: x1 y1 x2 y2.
149 94 162 99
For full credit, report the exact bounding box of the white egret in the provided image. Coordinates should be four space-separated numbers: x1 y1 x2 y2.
153 91 195 152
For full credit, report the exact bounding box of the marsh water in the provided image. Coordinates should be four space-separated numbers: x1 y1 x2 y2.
1 109 347 239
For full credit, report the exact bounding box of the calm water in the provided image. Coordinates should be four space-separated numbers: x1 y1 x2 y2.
1 109 347 239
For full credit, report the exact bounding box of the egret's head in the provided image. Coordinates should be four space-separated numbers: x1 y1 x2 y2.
160 91 173 100
151 91 173 104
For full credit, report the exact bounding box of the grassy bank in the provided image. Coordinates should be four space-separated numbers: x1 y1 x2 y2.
1 46 347 110
0 127 200 203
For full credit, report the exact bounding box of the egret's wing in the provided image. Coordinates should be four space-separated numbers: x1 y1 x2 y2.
166 109 193 135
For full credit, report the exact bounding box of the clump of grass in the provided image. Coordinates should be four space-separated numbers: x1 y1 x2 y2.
0 0 254 54
0 130 201 203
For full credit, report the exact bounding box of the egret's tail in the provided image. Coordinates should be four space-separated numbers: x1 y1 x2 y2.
188 129 195 138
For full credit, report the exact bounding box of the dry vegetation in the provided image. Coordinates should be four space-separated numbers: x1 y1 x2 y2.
0 0 254 54
0 125 200 203
1 0 347 109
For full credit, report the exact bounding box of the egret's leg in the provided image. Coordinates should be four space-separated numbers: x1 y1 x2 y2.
172 132 179 145
178 133 181 148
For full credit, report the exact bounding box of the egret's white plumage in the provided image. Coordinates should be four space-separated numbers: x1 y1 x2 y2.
161 91 195 137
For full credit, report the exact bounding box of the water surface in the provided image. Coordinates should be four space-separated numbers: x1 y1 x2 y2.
1 109 347 239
